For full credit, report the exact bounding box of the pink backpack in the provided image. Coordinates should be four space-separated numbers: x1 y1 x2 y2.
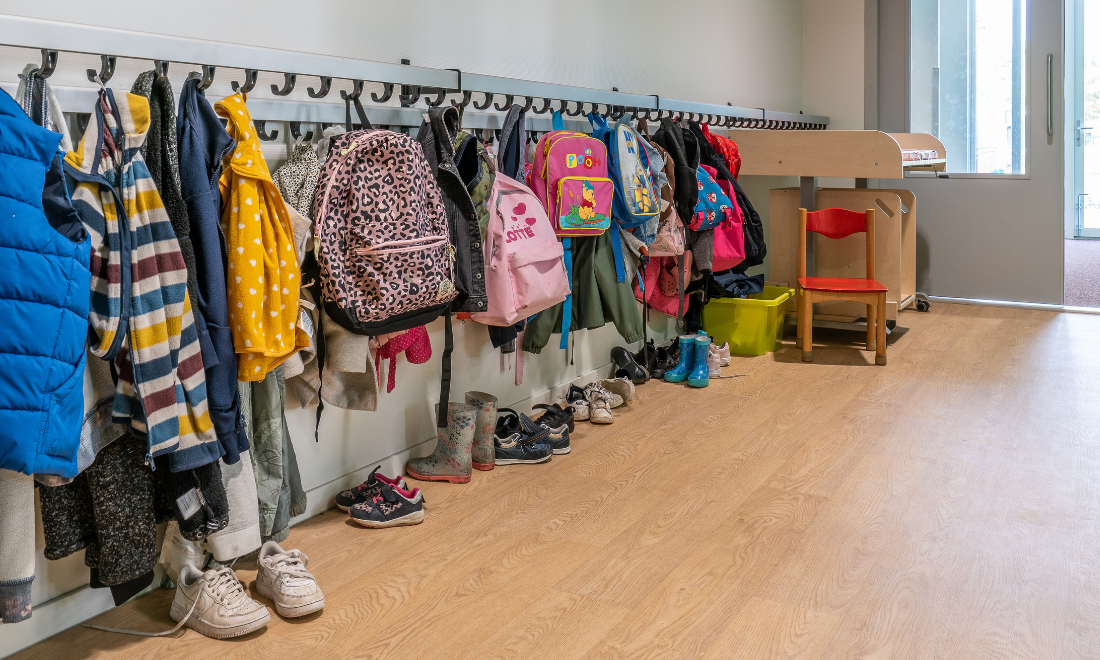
471 174 570 326
532 130 613 237
314 129 457 335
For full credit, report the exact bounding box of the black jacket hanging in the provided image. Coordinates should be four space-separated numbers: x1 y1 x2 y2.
416 106 487 314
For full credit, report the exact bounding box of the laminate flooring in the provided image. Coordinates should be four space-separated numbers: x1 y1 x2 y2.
12 303 1100 660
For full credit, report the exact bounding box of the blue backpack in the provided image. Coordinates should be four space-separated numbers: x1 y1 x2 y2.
588 113 660 282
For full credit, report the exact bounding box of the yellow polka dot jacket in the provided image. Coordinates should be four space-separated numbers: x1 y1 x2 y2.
215 94 309 381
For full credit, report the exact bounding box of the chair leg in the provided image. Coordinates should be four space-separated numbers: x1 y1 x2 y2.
795 289 803 349
802 290 813 363
876 292 887 365
866 303 876 352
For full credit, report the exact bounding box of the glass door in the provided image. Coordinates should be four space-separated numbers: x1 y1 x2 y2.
1074 0 1100 237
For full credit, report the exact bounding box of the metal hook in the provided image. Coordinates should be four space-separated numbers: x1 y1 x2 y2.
565 101 584 117
399 85 422 106
532 98 552 114
153 60 170 83
271 73 296 96
493 94 515 112
425 87 449 107
289 122 314 141
609 105 626 120
232 69 258 94
521 96 533 112
473 92 494 111
370 82 394 103
341 80 365 101
451 90 472 109
255 120 279 141
307 76 332 98
86 55 116 85
194 65 216 90
37 49 58 79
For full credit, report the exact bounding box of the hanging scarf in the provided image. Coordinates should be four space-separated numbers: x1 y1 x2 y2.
64 89 221 468
215 94 309 381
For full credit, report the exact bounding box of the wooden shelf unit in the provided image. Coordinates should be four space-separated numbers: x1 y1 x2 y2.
727 129 942 326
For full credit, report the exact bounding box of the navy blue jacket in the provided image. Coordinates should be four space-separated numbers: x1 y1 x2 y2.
177 79 248 463
0 89 90 477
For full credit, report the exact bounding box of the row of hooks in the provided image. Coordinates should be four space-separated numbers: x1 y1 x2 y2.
32 48 826 131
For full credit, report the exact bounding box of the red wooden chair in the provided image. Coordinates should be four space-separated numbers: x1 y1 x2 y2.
795 207 888 365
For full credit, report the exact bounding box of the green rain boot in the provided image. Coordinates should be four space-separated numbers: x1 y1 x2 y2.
406 402 477 484
465 391 499 471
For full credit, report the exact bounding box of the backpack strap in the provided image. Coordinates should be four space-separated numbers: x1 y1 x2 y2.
344 95 373 132
559 237 572 350
676 253 687 318
609 226 627 283
437 313 453 429
552 110 565 131
498 104 527 180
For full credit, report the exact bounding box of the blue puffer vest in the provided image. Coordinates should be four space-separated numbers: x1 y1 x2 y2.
0 89 91 477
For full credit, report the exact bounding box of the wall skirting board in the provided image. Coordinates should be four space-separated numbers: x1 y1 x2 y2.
927 296 1100 316
0 360 625 659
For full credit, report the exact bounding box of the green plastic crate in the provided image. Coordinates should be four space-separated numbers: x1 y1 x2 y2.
702 286 795 356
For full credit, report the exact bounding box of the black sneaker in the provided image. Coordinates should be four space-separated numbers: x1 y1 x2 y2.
334 466 408 512
531 403 575 433
494 434 553 465
541 422 570 455
348 483 425 528
522 413 570 455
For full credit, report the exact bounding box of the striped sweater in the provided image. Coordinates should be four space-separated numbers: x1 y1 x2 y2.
64 90 222 470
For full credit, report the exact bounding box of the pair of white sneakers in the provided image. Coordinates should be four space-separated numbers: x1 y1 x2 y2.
569 378 636 425
169 541 324 639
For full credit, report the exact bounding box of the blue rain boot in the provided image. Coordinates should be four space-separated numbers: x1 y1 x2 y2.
663 335 698 383
687 334 710 387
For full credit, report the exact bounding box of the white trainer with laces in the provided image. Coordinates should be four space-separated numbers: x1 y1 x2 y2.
170 565 271 639
584 382 623 409
256 540 325 618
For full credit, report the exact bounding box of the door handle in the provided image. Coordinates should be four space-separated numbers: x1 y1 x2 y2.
1048 54 1054 138
1077 120 1094 146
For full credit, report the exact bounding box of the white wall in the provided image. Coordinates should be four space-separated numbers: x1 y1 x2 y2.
0 2 808 655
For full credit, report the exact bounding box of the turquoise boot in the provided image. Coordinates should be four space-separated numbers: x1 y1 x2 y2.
663 335 698 383
687 334 711 387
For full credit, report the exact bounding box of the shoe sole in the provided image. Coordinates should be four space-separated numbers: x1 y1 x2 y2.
552 446 571 455
591 416 613 424
349 508 426 528
687 379 710 388
494 454 553 465
255 580 326 618
664 374 687 383
405 467 471 484
472 461 495 471
170 602 270 640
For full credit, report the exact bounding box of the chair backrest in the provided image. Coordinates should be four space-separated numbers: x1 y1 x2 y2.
798 207 876 281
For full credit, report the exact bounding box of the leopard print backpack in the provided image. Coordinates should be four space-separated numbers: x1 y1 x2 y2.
313 128 458 336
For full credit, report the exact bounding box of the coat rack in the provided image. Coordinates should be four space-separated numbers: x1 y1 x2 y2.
0 15 830 133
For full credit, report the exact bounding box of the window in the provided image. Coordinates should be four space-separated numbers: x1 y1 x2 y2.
910 0 1028 173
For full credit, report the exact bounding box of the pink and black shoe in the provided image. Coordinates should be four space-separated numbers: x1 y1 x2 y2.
334 466 408 512
348 484 425 528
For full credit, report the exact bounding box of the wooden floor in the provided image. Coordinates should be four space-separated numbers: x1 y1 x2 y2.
13 303 1100 660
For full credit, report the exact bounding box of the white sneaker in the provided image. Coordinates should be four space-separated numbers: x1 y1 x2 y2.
256 541 325 618
572 396 589 422
597 377 635 405
716 342 731 366
707 345 722 378
586 388 614 424
584 382 623 409
170 565 270 639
